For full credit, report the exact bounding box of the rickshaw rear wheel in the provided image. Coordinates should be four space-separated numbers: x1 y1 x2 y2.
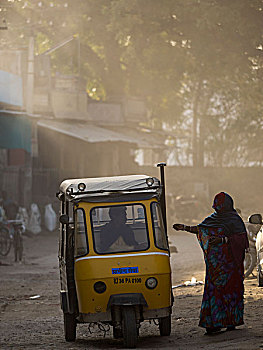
64 313 76 342
113 326 123 339
244 250 256 278
258 267 263 287
159 315 171 336
122 306 137 348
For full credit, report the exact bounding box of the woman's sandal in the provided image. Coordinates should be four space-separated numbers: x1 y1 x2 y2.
226 325 236 331
205 327 222 335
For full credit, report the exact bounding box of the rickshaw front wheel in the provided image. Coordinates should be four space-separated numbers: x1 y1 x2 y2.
64 313 76 342
159 315 171 336
122 306 137 348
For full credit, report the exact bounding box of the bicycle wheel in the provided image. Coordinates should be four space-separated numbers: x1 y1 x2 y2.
0 227 12 256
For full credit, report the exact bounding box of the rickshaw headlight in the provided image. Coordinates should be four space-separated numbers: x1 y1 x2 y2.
94 281 106 294
146 177 154 187
78 182 86 191
145 277 158 289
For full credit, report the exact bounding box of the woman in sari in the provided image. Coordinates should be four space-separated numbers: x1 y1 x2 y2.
173 192 249 335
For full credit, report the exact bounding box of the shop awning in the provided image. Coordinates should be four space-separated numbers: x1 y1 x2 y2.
37 119 164 148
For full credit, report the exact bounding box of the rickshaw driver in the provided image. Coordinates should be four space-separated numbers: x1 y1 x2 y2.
99 206 139 252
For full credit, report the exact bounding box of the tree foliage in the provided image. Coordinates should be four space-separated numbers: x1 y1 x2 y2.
2 0 263 166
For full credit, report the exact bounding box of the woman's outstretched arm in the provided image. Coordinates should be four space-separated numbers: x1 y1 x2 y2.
173 224 224 245
173 224 198 234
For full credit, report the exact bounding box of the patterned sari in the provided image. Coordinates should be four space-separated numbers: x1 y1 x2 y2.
197 225 245 329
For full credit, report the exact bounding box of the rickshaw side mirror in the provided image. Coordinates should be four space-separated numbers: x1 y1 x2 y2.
59 214 70 225
248 213 263 225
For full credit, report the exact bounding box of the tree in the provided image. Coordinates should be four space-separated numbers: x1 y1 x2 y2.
2 0 263 167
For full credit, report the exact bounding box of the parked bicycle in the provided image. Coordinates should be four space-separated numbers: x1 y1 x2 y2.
0 220 25 262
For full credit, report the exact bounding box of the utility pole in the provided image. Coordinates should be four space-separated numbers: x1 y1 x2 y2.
24 36 34 208
26 36 34 114
76 34 81 111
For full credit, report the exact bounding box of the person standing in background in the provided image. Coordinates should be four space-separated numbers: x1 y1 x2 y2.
1 190 18 220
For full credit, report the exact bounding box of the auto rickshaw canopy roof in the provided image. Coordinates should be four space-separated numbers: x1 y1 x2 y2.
59 174 161 202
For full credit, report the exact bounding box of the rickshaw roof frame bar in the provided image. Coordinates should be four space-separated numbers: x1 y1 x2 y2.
57 187 162 202
71 192 160 204
67 185 160 196
58 174 162 202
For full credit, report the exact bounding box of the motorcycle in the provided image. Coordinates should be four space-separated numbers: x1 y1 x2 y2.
244 214 263 278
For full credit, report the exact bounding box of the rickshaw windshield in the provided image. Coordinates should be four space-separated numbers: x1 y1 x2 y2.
91 204 149 254
151 202 168 250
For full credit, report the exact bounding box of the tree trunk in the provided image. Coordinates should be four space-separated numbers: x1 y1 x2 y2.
192 80 201 167
198 91 213 168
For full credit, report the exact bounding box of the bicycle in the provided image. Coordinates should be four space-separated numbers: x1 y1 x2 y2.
0 220 25 261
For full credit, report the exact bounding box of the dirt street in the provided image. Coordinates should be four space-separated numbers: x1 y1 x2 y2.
1 230 263 350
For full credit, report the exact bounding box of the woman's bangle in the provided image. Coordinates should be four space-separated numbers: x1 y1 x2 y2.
183 225 185 231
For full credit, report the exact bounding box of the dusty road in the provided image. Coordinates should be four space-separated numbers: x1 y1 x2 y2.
1 230 263 350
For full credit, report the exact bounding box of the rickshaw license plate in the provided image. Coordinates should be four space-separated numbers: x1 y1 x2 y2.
112 267 139 274
113 277 142 284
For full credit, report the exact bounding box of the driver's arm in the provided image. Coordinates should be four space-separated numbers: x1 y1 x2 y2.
123 225 139 246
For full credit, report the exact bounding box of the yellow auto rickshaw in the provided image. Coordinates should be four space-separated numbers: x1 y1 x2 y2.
57 163 173 348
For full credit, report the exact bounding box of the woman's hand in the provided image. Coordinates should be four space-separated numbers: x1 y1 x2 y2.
173 223 184 231
209 237 221 245
209 237 226 246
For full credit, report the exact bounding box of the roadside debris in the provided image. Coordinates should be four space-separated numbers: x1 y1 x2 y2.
172 277 204 289
29 295 41 299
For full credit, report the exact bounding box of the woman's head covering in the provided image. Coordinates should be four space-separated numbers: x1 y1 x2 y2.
199 192 246 236
212 192 234 213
